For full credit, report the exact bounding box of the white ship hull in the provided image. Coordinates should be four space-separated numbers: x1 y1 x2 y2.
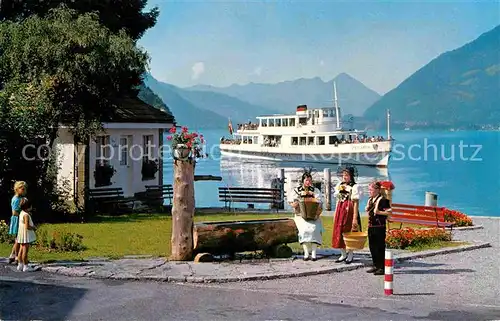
220 85 393 168
220 140 392 167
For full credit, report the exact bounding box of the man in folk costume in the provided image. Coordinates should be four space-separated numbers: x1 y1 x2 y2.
366 181 392 275
290 170 323 261
332 165 361 264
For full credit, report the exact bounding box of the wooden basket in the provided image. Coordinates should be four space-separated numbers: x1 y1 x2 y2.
298 198 322 221
343 232 368 250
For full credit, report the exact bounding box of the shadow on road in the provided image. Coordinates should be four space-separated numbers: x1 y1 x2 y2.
395 268 475 275
0 279 87 320
395 261 446 269
393 292 435 296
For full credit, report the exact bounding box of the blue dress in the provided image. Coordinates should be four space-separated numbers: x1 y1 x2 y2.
8 196 21 236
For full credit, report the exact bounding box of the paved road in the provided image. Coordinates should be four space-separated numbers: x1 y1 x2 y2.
1 267 497 321
1 218 498 321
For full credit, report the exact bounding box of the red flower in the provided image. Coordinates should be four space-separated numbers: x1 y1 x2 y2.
167 135 173 141
169 127 176 134
182 126 189 133
380 181 395 190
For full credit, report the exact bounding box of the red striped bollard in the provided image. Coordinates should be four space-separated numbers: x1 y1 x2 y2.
384 250 394 295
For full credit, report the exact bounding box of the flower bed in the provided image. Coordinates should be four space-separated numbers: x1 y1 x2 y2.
0 220 15 244
386 227 452 249
444 209 473 227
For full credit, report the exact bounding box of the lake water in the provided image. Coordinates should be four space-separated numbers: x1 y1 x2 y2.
163 129 500 217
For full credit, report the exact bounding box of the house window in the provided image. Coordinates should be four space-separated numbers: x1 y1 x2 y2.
143 135 154 159
96 135 110 163
120 137 128 166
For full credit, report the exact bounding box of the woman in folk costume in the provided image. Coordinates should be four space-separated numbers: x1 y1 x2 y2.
290 171 324 261
332 165 362 264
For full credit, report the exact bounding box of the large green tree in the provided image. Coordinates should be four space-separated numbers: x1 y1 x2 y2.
0 0 158 41
0 6 150 220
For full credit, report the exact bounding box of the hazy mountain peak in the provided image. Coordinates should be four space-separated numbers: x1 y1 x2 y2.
363 25 500 127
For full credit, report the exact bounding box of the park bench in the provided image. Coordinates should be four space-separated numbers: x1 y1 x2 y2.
218 187 284 212
388 203 454 231
87 187 136 214
145 184 173 206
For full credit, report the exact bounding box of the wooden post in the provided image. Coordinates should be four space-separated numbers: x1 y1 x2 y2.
324 168 331 211
170 160 195 261
279 168 285 210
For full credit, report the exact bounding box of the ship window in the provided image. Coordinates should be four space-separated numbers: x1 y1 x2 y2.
323 110 328 117
282 118 288 127
299 137 306 145
318 136 325 145
315 110 319 118
269 119 275 127
253 136 259 144
291 137 298 145
299 118 307 125
276 119 281 127
243 136 248 144
308 137 314 145
329 135 339 145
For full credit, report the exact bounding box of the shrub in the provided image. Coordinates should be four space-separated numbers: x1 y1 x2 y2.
386 227 452 249
0 220 16 244
444 209 473 227
36 229 85 252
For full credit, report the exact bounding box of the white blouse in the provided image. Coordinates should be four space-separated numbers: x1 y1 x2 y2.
333 181 360 201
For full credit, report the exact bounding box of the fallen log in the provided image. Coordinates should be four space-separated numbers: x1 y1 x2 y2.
193 218 298 256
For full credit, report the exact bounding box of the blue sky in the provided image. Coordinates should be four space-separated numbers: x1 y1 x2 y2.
139 0 500 94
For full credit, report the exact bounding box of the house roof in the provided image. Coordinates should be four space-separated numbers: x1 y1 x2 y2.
106 97 175 124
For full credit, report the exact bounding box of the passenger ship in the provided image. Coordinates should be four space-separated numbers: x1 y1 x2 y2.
219 84 393 167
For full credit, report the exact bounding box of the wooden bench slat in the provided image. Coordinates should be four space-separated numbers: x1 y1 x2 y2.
145 186 173 191
224 198 278 204
220 191 280 196
389 217 453 227
388 202 453 230
219 187 280 192
218 186 283 212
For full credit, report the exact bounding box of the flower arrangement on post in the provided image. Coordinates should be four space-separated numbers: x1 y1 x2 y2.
167 126 205 161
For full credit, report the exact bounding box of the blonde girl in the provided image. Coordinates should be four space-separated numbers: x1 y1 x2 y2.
8 181 27 264
17 198 37 272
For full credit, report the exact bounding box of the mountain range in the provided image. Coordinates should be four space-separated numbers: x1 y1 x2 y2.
364 25 500 128
142 72 380 130
140 24 499 130
188 72 381 117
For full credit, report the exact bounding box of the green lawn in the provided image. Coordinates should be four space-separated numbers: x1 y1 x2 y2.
0 212 459 263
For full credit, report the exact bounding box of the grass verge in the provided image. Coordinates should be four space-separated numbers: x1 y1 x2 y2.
0 212 459 263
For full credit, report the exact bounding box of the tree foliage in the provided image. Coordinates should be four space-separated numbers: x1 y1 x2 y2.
0 6 152 221
0 0 158 41
0 6 150 141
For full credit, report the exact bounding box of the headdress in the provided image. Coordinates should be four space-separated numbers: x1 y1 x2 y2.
336 164 358 181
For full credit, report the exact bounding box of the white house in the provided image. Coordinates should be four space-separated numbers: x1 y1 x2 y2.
53 97 175 211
